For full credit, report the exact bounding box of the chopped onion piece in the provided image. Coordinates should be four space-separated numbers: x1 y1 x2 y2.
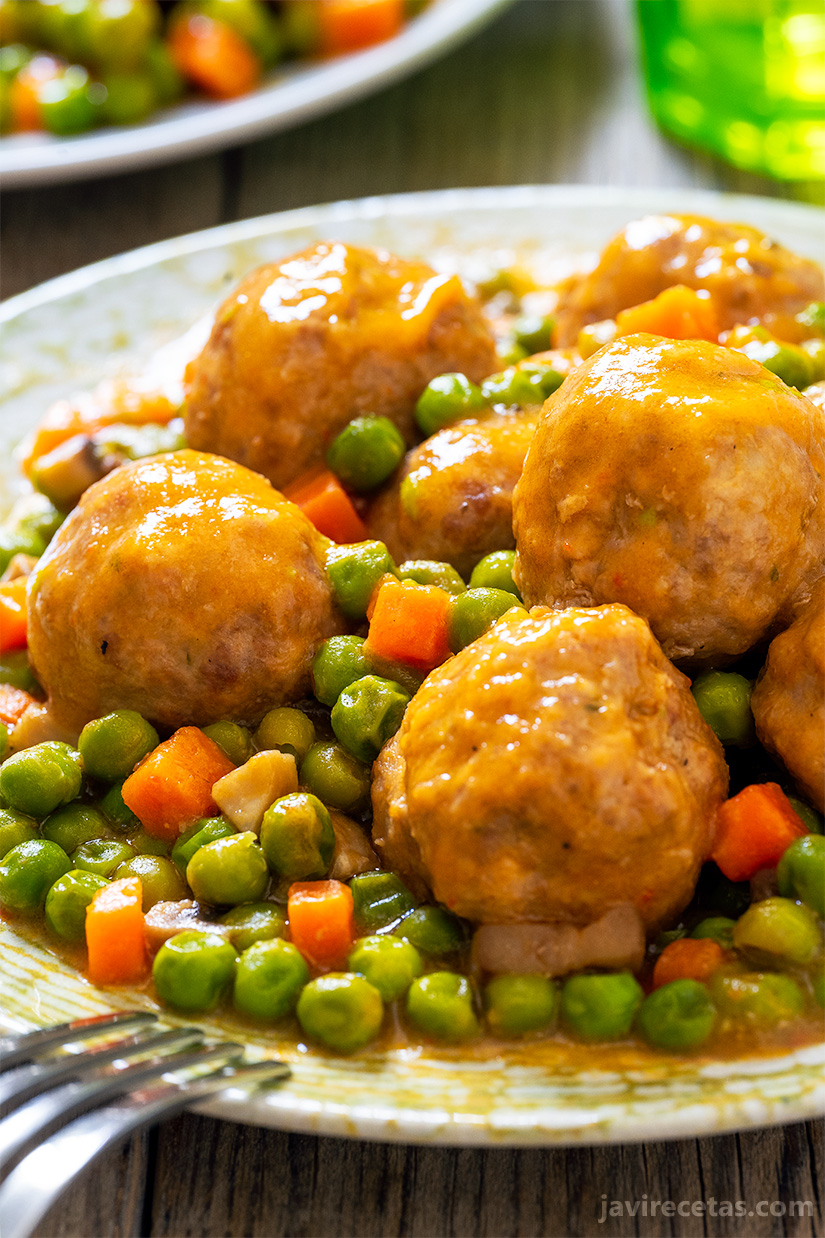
471 904 645 976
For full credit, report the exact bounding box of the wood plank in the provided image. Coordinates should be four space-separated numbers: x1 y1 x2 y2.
30 1132 150 1238
146 1114 822 1237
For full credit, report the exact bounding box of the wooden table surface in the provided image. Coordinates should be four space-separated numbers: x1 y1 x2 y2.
1 2 823 1234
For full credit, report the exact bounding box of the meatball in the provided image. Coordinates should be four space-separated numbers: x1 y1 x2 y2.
184 242 498 490
751 580 824 813
555 214 824 346
27 450 343 733
372 605 727 930
513 335 825 665
367 409 538 579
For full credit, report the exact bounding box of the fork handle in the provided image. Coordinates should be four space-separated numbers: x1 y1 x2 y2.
0 1061 289 1238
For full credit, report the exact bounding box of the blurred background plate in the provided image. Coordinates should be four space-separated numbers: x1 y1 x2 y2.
1 184 824 1144
0 0 512 188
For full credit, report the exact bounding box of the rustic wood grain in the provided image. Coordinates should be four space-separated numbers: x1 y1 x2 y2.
2 1 822 1234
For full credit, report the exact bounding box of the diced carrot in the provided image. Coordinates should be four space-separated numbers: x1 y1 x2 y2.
616 285 721 343
0 683 36 729
711 782 809 882
652 937 726 989
288 879 355 970
364 576 451 671
0 581 28 652
8 55 61 132
22 388 179 477
284 468 368 543
85 876 148 985
318 0 404 55
121 727 236 842
169 13 261 99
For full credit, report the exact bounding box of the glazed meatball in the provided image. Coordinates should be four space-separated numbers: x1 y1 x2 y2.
513 335 825 666
367 409 538 579
372 605 727 930
751 580 824 812
27 450 343 733
555 214 824 346
184 242 498 490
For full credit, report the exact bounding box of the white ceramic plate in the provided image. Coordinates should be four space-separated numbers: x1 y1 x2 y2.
0 0 511 188
1 185 824 1145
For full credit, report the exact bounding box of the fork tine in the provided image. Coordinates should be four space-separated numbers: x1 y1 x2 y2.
0 1038 245 1179
0 1012 157 1073
0 1058 290 1238
0 1025 207 1117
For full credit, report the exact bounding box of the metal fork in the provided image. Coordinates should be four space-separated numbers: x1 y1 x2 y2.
0 1013 290 1238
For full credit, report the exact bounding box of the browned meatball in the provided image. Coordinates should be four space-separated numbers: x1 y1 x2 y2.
555 214 824 346
184 242 498 490
367 409 538 579
372 604 727 930
513 335 825 666
27 450 343 733
751 580 825 813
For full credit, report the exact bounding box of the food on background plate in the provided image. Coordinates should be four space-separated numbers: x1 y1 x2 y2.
1 211 824 1061
0 0 430 137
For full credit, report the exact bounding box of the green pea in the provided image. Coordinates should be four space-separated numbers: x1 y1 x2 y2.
186 833 269 907
326 542 396 621
636 979 717 1050
787 798 823 834
172 816 236 873
260 792 335 881
498 339 529 366
115 855 187 910
347 934 423 1002
511 313 555 355
449 588 523 652
72 838 135 879
311 636 369 707
777 834 825 917
233 938 309 1021
13 495 64 546
40 66 101 136
690 671 755 747
710 971 805 1025
197 0 284 66
397 906 467 955
0 808 38 859
44 869 107 942
802 338 825 382
201 721 253 767
732 896 820 966
484 973 558 1036
741 338 813 389
406 971 479 1042
42 804 112 853
99 780 141 833
397 559 466 595
350 871 417 932
297 973 384 1053
327 415 406 492
331 675 411 764
691 916 737 949
415 373 487 437
99 70 156 125
797 301 825 335
0 742 83 820
561 972 644 1041
0 44 30 81
0 524 45 576
812 965 825 1009
78 710 159 784
300 741 370 812
144 37 184 104
468 550 522 599
220 902 286 952
0 840 71 913
152 930 237 1012
81 0 159 70
129 829 171 857
696 865 752 918
255 708 315 763
0 723 6 762
0 651 39 693
481 362 562 408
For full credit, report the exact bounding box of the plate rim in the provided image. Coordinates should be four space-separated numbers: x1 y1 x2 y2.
1 183 824 1145
0 0 513 188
